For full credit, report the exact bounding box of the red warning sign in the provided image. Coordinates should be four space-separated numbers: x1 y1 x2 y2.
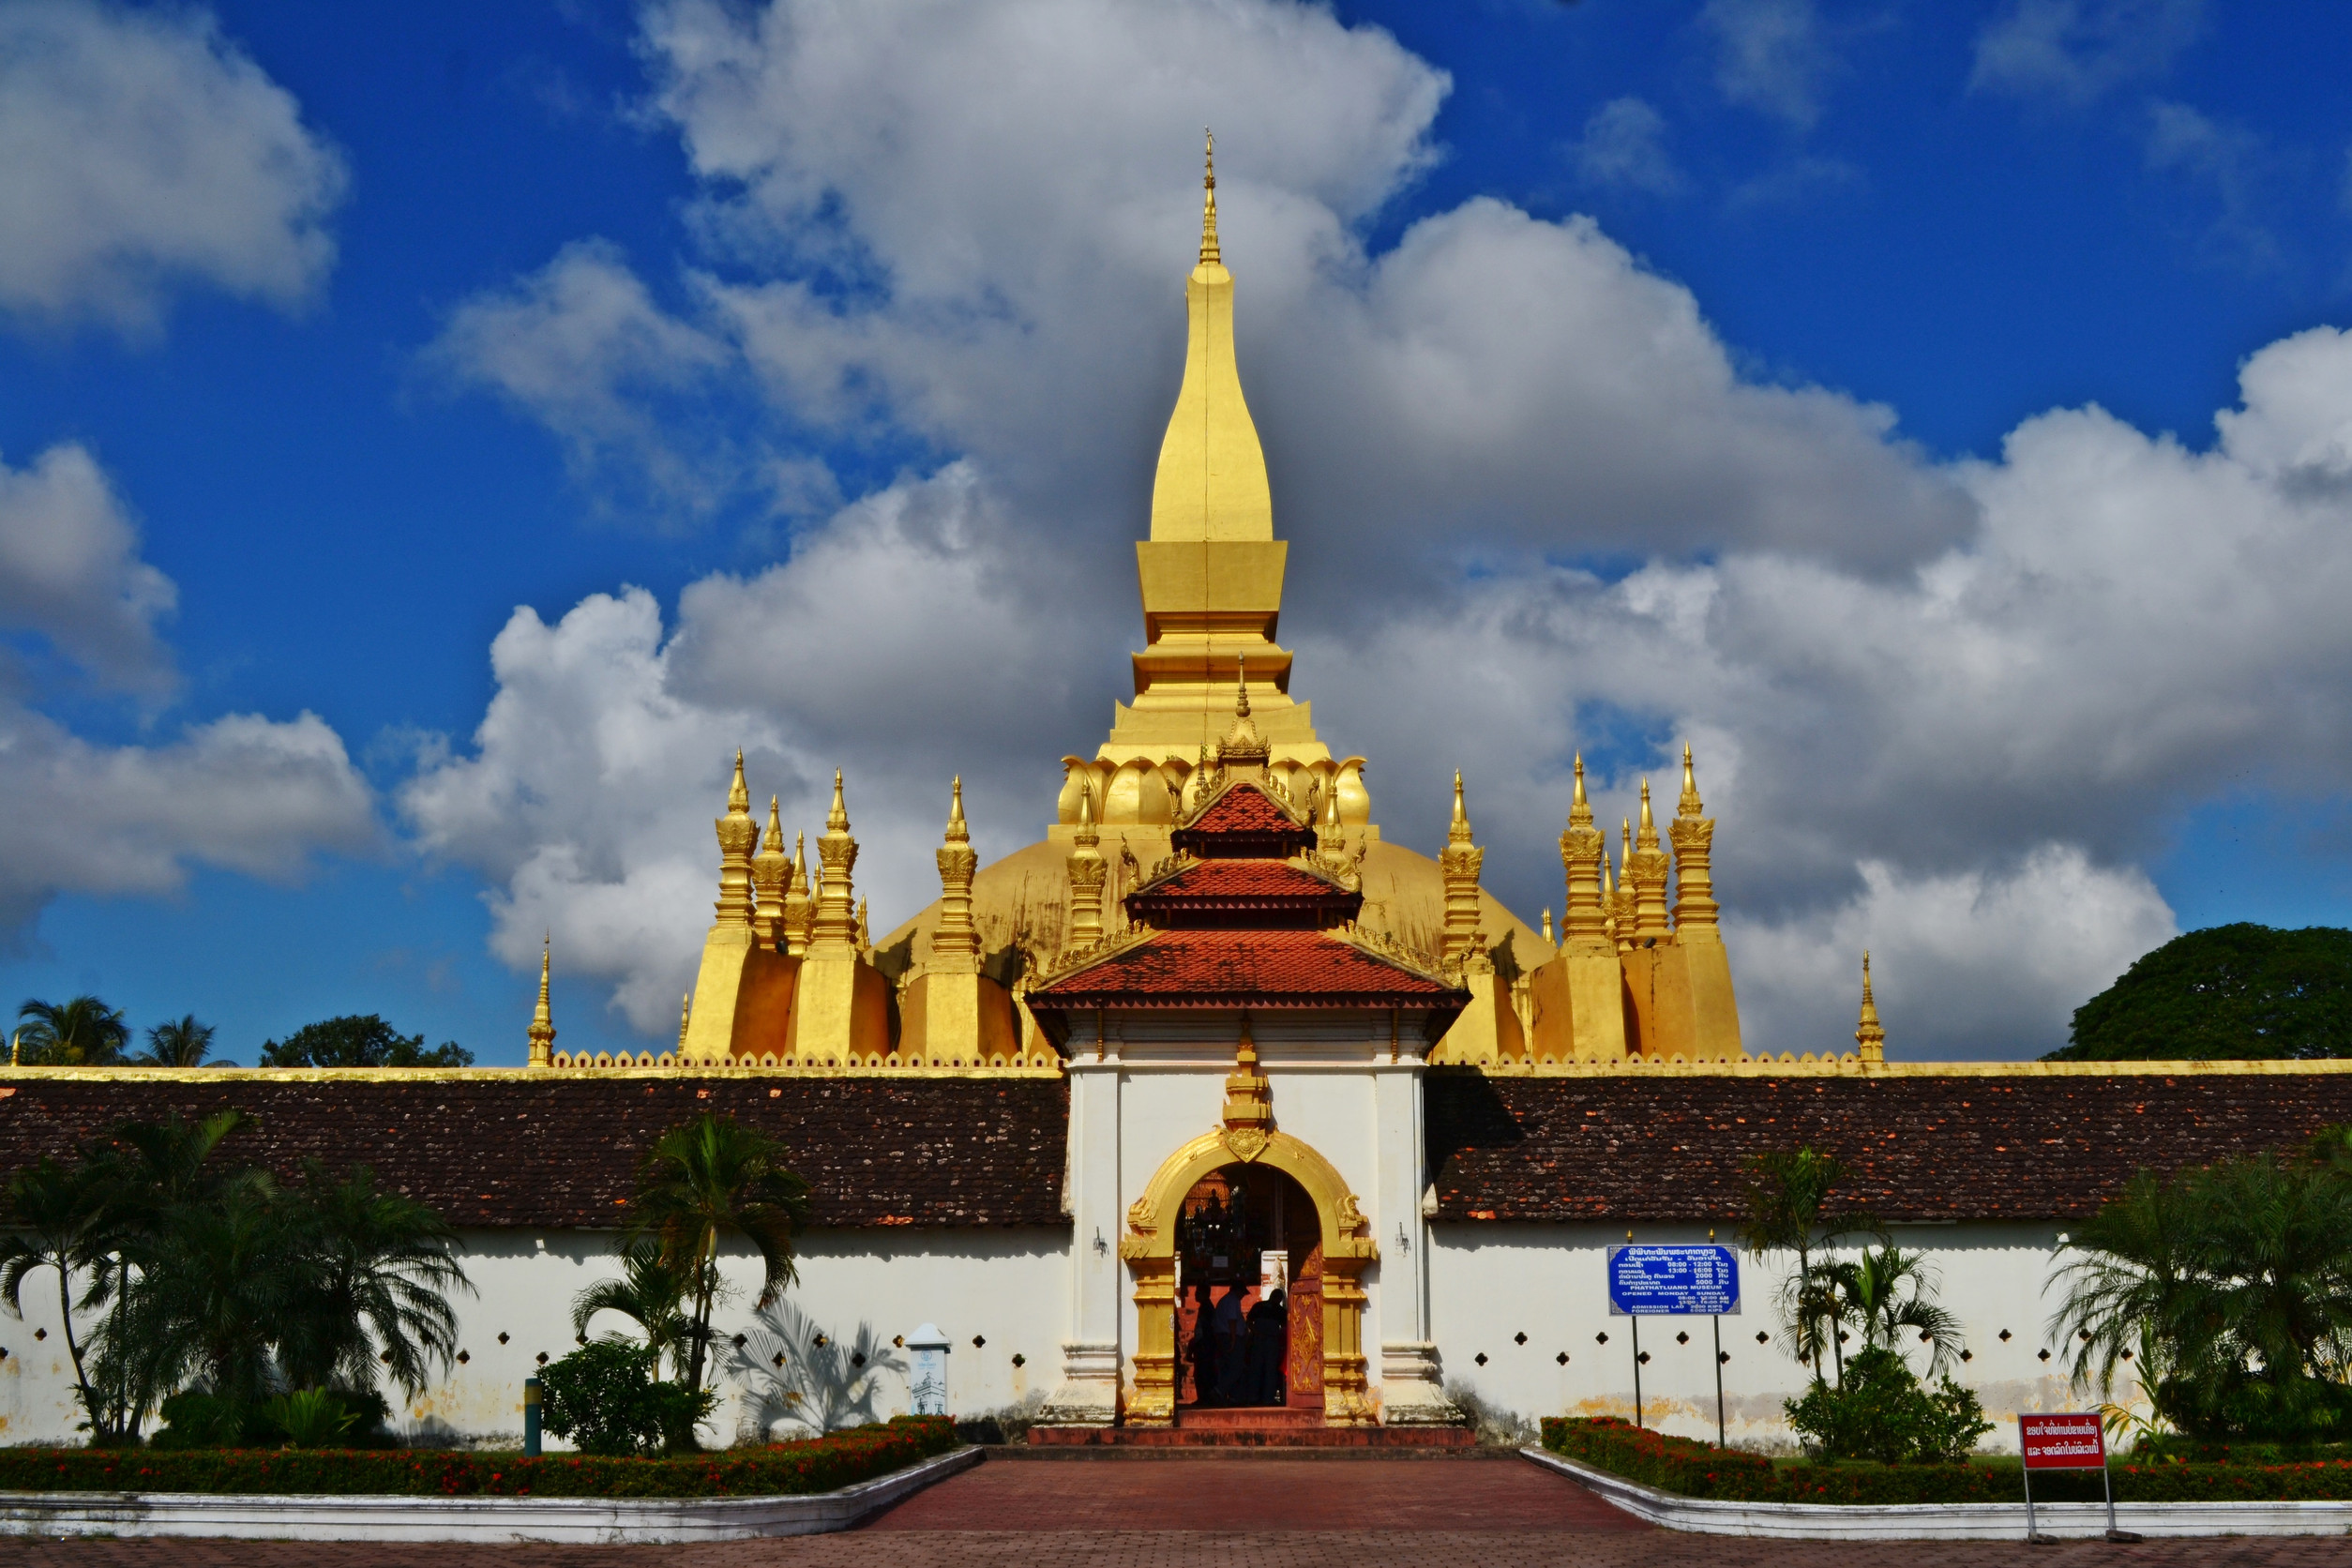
2019 1412 2106 1470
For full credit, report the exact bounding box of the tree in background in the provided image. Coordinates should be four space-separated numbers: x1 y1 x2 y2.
260 1014 473 1067
132 1016 218 1068
626 1114 813 1407
2054 1131 2352 1442
15 997 129 1067
1829 1243 1966 1379
2049 924 2352 1061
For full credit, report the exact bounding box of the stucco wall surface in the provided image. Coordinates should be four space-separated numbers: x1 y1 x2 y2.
1428 1220 2094 1451
0 1227 1068 1447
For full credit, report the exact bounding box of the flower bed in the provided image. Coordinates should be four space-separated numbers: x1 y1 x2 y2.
0 1416 957 1499
1541 1417 2352 1506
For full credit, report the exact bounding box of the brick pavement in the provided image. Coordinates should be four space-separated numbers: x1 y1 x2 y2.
5 1455 2348 1567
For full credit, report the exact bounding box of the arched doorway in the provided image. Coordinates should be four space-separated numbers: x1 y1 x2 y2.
1121 1127 1377 1426
1172 1164 1323 1413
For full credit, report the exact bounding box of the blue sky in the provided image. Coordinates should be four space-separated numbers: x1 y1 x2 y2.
1 0 2348 1063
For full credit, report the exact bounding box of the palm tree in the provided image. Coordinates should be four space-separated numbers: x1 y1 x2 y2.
2054 1148 2352 1440
1738 1146 1877 1383
16 997 129 1067
131 1177 305 1407
274 1162 471 1399
0 1157 119 1440
572 1237 704 1380
1829 1242 1965 1378
626 1114 813 1401
132 1016 216 1067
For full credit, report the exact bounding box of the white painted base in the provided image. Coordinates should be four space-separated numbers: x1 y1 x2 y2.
0 1444 978 1544
1523 1448 2352 1540
1378 1342 1462 1425
1034 1339 1122 1425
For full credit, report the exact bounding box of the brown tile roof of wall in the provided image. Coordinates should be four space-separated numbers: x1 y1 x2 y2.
1425 1069 2352 1223
0 1076 1068 1231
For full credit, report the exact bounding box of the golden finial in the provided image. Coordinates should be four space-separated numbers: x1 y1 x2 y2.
826 768 849 832
1636 778 1659 846
792 831 807 883
855 897 870 951
1199 128 1220 265
1855 950 1886 1062
1571 753 1592 823
1621 817 1633 866
1601 841 1617 897
1542 908 1554 944
946 776 969 844
728 749 748 813
1448 769 1472 843
527 935 556 1066
764 794 785 851
1233 653 1250 717
677 992 691 1048
1075 773 1098 840
1679 743 1704 819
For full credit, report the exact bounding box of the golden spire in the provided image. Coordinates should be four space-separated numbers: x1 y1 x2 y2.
1151 136 1270 544
1542 908 1554 945
1668 744 1721 937
1612 820 1638 949
1560 753 1609 952
1066 776 1108 951
712 751 758 930
934 776 981 972
782 831 813 957
1629 783 1672 941
526 936 555 1067
1199 128 1220 265
1855 950 1886 1063
810 770 858 953
1636 779 1659 847
1218 654 1269 768
677 992 691 1048
1439 770 1487 968
1317 776 1346 855
752 795 790 948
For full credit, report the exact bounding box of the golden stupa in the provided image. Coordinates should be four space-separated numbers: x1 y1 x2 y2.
552 143 1763 1076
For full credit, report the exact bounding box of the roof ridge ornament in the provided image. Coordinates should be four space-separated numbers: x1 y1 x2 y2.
1199 128 1220 266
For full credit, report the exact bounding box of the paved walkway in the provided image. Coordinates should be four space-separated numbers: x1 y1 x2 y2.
7 1454 2348 1566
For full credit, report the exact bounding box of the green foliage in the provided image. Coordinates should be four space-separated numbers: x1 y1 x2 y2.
260 1015 474 1068
1737 1146 1878 1380
0 1109 469 1442
0 1417 958 1497
538 1339 716 1457
571 1237 709 1381
1541 1417 2352 1504
134 1016 218 1068
263 1389 359 1447
626 1113 813 1400
2053 1131 2352 1442
1825 1244 1966 1378
15 996 129 1066
1784 1347 1993 1463
150 1390 259 1450
2051 924 2352 1061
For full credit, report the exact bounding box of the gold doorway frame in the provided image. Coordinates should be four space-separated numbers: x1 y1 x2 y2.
1120 1128 1377 1425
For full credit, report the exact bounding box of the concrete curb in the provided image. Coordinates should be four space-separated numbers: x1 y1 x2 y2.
0 1442 982 1544
1521 1446 2352 1540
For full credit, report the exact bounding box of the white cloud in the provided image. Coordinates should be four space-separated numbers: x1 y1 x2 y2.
1698 0 1834 131
1569 97 1682 196
0 443 175 696
415 0 2352 1058
1970 0 2207 107
0 0 345 333
2142 100 2277 272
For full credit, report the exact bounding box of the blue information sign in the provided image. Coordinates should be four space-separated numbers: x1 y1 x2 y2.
1606 1244 1741 1316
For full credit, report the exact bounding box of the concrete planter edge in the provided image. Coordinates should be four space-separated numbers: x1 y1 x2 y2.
1520 1446 2352 1540
0 1442 982 1544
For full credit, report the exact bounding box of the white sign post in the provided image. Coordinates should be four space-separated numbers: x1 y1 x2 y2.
906 1322 951 1417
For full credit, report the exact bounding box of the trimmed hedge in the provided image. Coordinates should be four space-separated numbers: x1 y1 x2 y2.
1542 1416 2352 1506
0 1416 957 1499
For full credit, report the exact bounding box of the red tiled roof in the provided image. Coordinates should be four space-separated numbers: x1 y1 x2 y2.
1138 859 1341 898
1171 783 1316 857
1425 1070 2352 1223
0 1076 1068 1230
1124 858 1361 929
1030 928 1460 1008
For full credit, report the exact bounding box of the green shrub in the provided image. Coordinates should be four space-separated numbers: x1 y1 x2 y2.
264 1389 358 1448
1784 1348 1993 1463
1541 1416 2352 1504
539 1339 716 1456
0 1416 957 1497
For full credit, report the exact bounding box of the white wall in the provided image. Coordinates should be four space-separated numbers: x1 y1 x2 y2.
0 1225 1069 1448
1428 1219 2104 1452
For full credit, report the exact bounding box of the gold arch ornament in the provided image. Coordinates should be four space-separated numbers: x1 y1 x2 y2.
1121 1126 1378 1426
